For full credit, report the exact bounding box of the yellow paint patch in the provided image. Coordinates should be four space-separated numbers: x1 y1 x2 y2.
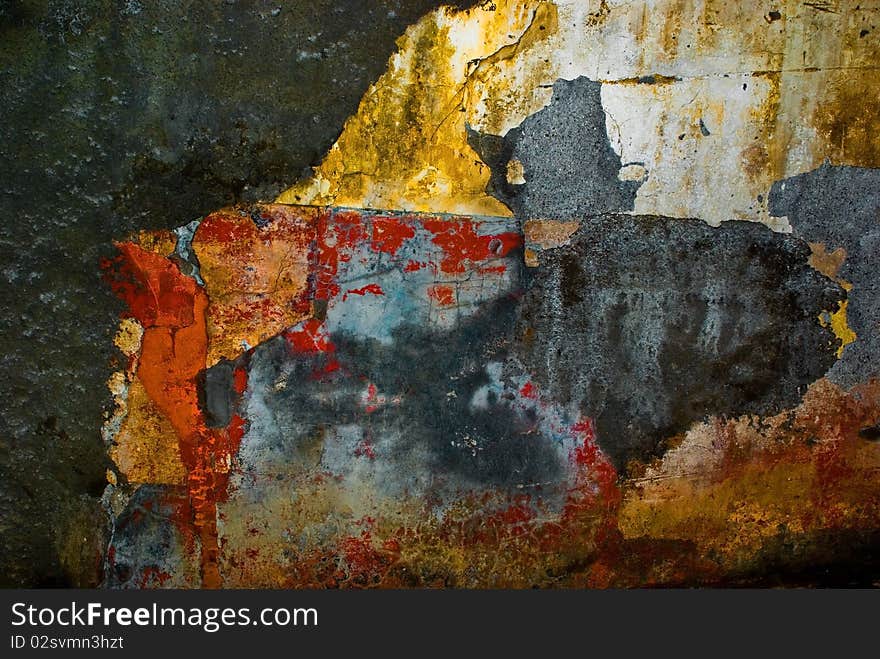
505 159 526 185
276 0 553 215
113 317 144 357
807 244 857 359
830 300 857 358
819 300 857 358
105 370 129 415
110 377 187 486
276 0 879 229
135 229 176 257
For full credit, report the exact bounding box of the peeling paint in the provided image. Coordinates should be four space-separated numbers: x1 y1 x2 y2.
820 300 858 358
12 0 877 589
278 0 880 229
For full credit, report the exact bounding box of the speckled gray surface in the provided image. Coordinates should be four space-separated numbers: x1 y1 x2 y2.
770 163 880 388
515 215 843 467
468 77 641 219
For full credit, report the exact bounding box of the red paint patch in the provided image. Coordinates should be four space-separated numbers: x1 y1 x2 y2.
310 211 366 301
138 566 173 589
283 318 335 354
364 382 380 413
102 242 199 329
233 368 248 395
423 219 521 274
322 359 341 374
355 438 376 460
194 213 254 245
371 216 416 255
343 283 385 301
427 284 456 307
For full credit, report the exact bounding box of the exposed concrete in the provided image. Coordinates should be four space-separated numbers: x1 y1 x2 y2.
468 77 641 220
770 163 880 387
517 215 843 467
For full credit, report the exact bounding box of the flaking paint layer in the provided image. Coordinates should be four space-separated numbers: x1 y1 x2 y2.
279 0 880 228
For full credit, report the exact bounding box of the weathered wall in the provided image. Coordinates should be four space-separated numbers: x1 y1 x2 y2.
0 0 477 588
279 0 880 230
3 0 879 588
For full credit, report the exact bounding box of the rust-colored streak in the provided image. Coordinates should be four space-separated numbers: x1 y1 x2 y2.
619 378 880 572
103 243 236 588
812 71 880 168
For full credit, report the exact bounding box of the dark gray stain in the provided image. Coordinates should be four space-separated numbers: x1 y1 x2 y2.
237 293 570 499
699 118 711 136
467 76 642 219
514 215 843 468
197 359 236 429
769 162 880 387
104 485 197 589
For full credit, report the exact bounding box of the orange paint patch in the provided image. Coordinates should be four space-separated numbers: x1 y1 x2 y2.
192 205 319 366
103 242 248 588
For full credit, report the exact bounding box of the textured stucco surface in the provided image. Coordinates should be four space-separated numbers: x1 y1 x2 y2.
516 214 842 467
